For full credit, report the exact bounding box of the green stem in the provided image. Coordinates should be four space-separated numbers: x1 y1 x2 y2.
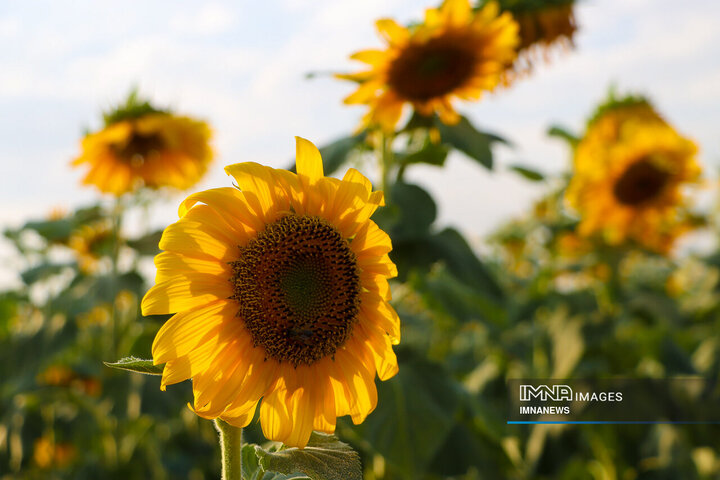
377 130 395 196
214 419 243 480
110 197 123 360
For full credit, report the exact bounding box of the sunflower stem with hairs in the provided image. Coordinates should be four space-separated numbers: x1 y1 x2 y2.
214 419 242 480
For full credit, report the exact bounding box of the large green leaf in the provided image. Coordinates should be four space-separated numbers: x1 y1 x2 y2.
436 116 504 169
349 354 463 480
388 182 437 240
21 261 76 285
429 228 504 301
254 432 360 480
319 134 366 176
242 444 311 480
396 142 449 169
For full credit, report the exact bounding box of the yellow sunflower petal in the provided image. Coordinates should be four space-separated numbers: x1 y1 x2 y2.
159 219 235 263
259 375 293 442
151 300 234 364
179 187 263 234
141 274 233 316
295 136 323 184
225 162 290 223
375 18 410 46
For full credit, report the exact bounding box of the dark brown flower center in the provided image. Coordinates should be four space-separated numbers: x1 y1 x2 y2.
112 131 166 167
387 35 476 102
229 215 361 367
613 159 669 206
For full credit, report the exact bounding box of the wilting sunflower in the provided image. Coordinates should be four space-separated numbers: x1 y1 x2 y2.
141 137 399 448
495 0 578 76
72 94 212 195
566 96 701 252
339 0 518 131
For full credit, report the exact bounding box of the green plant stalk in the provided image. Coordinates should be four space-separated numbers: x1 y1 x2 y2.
377 130 395 196
214 419 243 480
110 197 123 360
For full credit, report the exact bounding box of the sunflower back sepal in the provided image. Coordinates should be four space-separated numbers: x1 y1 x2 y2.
249 432 361 480
102 89 169 127
547 124 580 147
104 356 164 376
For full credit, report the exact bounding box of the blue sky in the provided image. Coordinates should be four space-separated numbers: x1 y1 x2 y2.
1 0 719 286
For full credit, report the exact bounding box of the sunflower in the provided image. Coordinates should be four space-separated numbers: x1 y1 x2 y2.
566 97 701 253
339 0 518 131
68 220 114 273
141 137 399 448
495 0 578 76
72 96 213 195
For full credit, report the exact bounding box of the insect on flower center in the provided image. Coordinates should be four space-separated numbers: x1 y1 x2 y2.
613 158 670 206
113 131 166 167
387 36 476 102
230 215 361 367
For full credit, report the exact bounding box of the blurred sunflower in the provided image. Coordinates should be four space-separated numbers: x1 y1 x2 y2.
72 92 213 195
566 95 701 253
69 220 114 273
494 0 578 76
142 137 399 448
33 436 76 470
338 0 518 131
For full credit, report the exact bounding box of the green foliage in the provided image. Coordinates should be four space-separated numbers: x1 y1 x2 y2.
547 125 579 148
509 164 545 182
435 116 506 170
102 89 169 127
252 433 361 480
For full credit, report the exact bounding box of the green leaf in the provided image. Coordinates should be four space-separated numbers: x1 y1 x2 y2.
255 432 361 480
509 164 544 182
388 182 437 240
20 262 76 285
127 229 164 256
20 218 73 243
436 116 503 169
429 228 504 301
319 134 366 176
244 444 307 480
547 125 579 147
104 357 163 375
397 142 449 169
349 354 463 479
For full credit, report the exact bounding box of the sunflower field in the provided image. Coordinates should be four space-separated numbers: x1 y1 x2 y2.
2 0 720 479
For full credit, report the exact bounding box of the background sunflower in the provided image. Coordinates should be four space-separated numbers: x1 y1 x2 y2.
566 95 701 252
339 0 519 131
72 92 213 196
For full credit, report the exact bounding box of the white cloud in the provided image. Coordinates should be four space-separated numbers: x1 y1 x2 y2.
170 3 237 35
